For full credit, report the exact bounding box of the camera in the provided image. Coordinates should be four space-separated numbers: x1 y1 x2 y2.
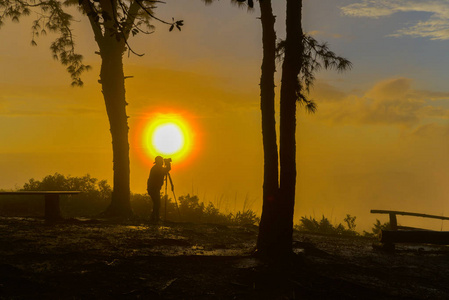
164 158 172 164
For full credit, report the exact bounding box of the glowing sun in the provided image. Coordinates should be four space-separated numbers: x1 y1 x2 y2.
141 114 195 164
152 123 184 155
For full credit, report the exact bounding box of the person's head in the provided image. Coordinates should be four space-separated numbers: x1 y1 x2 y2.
154 156 164 166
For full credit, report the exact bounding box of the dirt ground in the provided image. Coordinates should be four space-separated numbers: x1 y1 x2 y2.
1 217 449 299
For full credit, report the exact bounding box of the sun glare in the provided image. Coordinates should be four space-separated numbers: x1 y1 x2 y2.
152 123 184 155
138 113 196 165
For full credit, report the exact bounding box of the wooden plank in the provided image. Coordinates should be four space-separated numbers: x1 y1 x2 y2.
389 213 398 230
397 226 433 231
371 209 449 221
381 230 449 245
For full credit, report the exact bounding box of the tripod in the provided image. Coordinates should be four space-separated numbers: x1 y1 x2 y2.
164 172 181 221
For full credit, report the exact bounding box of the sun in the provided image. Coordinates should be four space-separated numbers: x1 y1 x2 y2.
140 113 195 164
152 123 184 155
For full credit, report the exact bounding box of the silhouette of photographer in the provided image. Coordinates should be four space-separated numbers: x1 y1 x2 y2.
147 156 171 222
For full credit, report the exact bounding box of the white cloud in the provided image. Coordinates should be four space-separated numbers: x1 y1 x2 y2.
341 0 449 40
341 0 399 18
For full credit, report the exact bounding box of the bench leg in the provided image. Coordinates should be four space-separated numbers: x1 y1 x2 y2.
379 213 398 251
44 194 62 222
389 213 398 231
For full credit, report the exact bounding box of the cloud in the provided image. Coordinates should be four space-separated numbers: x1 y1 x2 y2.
310 81 348 103
316 77 449 127
341 0 449 40
341 0 399 18
308 30 348 40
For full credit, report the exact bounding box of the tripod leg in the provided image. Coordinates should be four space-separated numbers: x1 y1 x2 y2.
164 175 168 221
167 173 181 220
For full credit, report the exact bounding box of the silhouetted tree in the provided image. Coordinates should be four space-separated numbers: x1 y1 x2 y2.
201 0 280 259
273 0 351 258
254 0 280 258
203 0 351 260
275 0 305 258
0 0 182 218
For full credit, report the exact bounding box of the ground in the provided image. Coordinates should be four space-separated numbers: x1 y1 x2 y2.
1 217 449 299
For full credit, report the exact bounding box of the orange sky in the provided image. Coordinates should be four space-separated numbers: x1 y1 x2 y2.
1 1 449 231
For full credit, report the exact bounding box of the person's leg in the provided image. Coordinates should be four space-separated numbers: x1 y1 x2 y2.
149 190 160 222
154 192 161 221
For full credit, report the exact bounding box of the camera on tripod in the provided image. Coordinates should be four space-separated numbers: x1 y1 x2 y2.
164 158 172 165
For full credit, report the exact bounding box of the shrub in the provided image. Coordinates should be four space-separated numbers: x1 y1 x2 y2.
3 174 260 225
178 194 205 222
231 209 260 225
144 193 260 225
295 214 359 236
130 193 152 217
0 173 112 217
363 219 391 238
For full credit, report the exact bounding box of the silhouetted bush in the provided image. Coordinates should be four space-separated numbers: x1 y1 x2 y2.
161 194 260 225
363 219 391 238
130 193 152 217
202 202 229 224
0 173 111 217
178 194 205 221
2 173 385 234
231 209 261 225
1 174 260 225
295 214 359 236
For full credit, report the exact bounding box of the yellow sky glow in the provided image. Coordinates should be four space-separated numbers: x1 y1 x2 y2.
1 1 449 231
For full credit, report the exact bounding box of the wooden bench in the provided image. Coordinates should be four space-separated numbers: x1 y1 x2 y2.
371 209 449 247
0 191 81 222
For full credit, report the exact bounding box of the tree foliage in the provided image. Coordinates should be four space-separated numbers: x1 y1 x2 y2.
209 0 352 114
0 0 183 85
22 172 111 197
15 173 111 216
0 0 91 86
276 34 352 112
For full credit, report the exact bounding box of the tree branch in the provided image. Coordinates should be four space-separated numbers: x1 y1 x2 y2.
122 0 141 40
80 0 104 43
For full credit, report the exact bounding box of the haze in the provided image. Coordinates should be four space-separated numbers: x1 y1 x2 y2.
1 0 449 231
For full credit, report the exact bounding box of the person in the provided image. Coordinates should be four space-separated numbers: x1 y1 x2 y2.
147 156 171 222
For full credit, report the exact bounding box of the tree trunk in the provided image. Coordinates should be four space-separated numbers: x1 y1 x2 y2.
98 39 133 217
80 0 133 218
256 0 281 257
278 0 303 257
